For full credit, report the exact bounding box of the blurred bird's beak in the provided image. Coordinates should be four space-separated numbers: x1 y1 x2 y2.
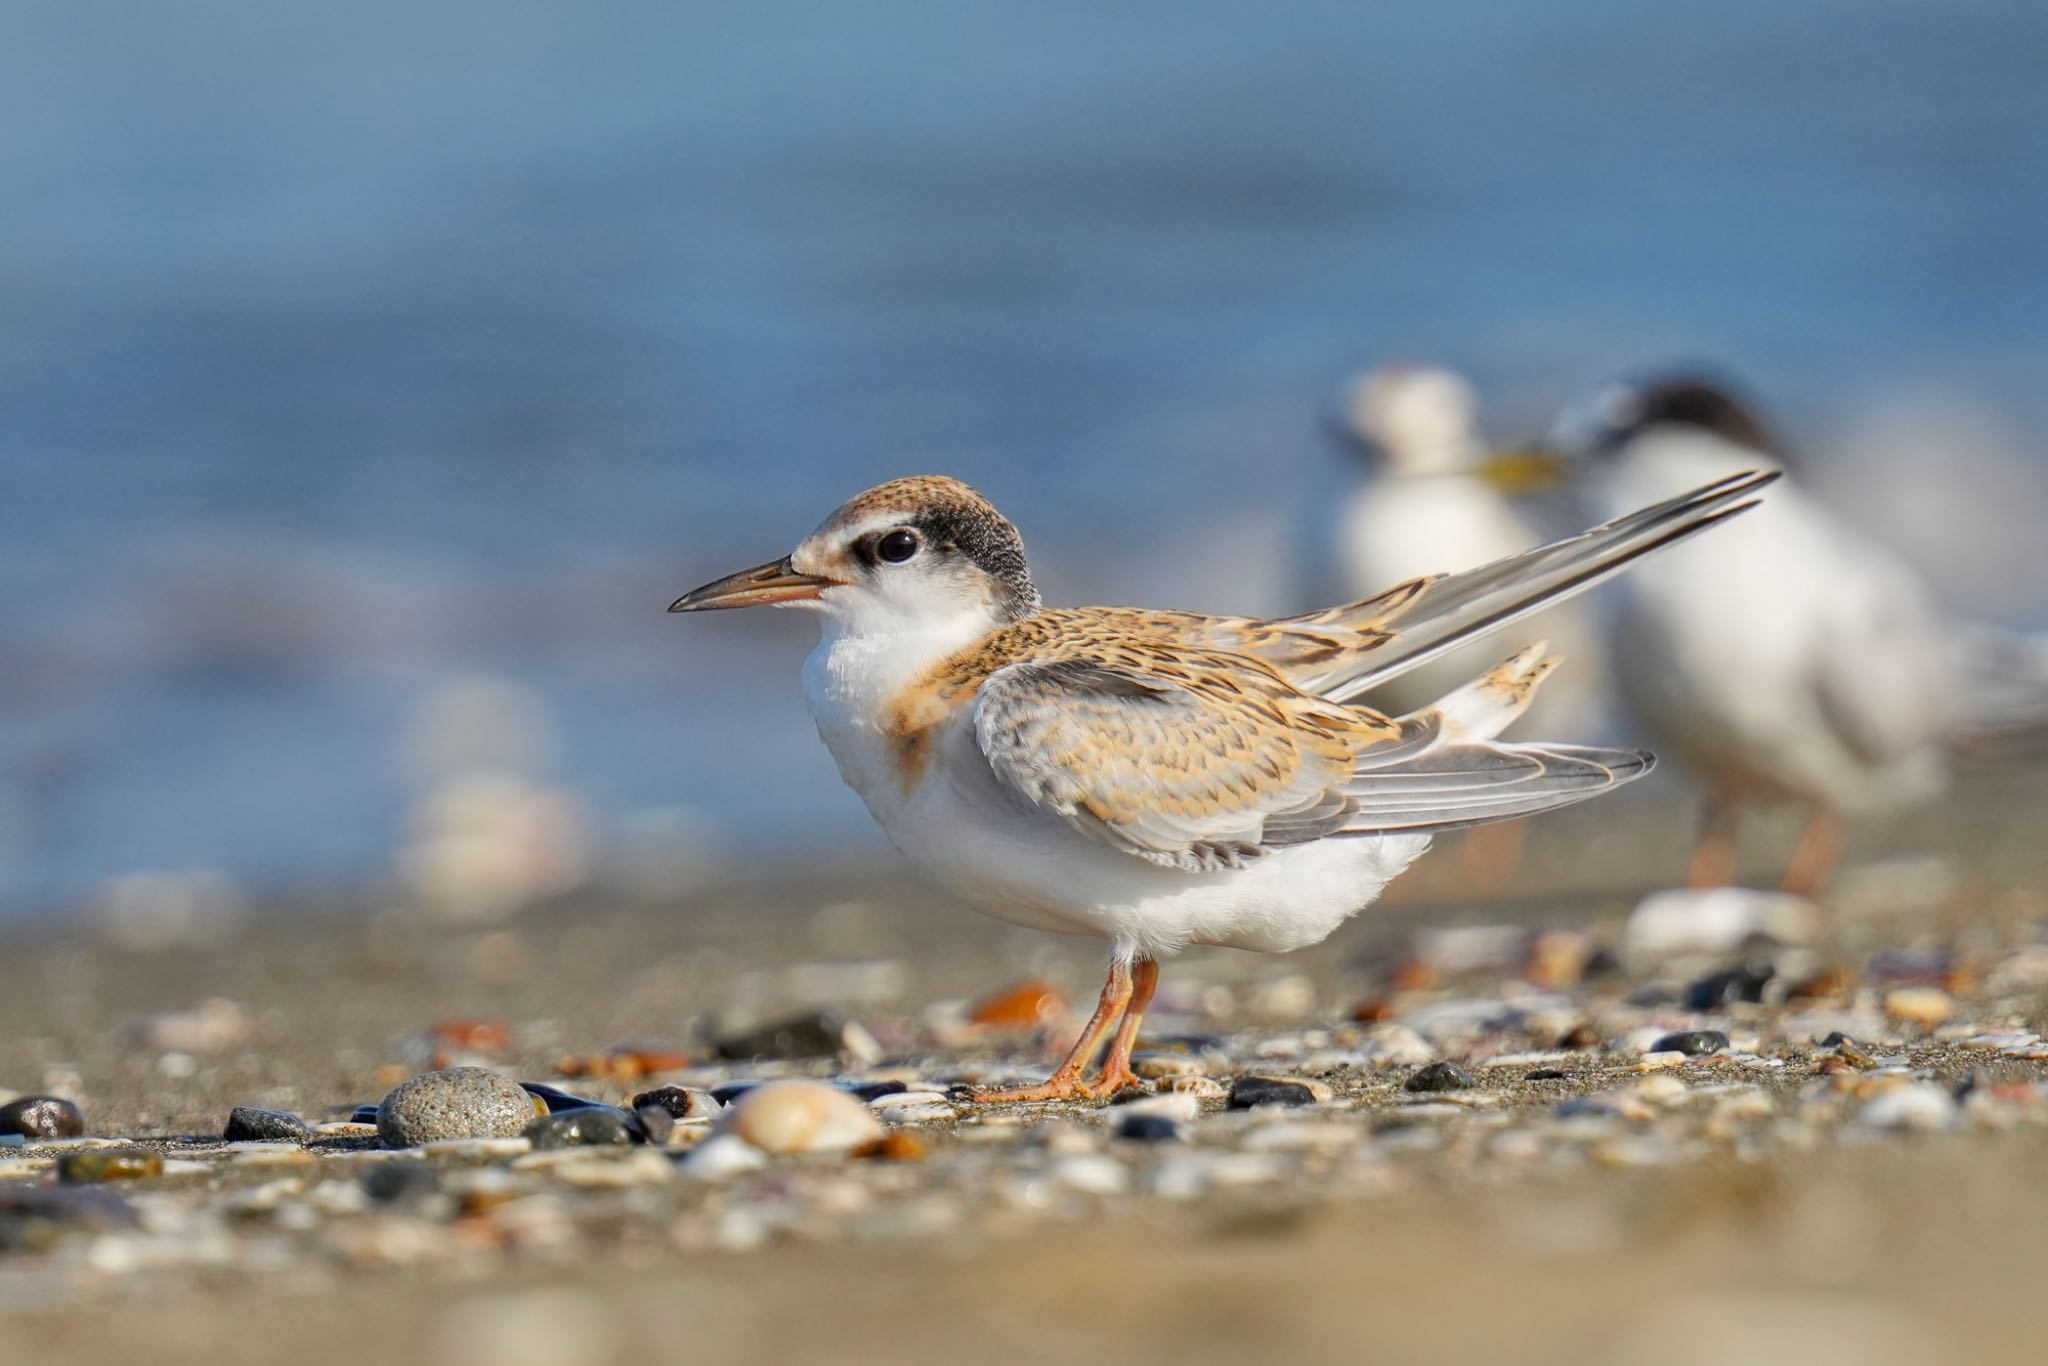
669 556 836 612
1478 448 1570 494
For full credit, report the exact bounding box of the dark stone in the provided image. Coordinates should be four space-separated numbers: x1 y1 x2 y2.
845 1080 908 1103
522 1107 639 1150
714 1010 849 1061
57 1148 162 1183
1819 1031 1856 1049
1685 959 1776 1009
1525 1069 1570 1082
519 1082 606 1114
631 1085 722 1121
0 1096 85 1139
1227 1076 1320 1109
709 1083 758 1107
631 1105 675 1146
361 1161 438 1203
1113 1113 1183 1142
350 1104 379 1125
1580 948 1624 980
1404 1062 1475 1094
223 1106 312 1143
0 1186 138 1250
1651 1030 1730 1057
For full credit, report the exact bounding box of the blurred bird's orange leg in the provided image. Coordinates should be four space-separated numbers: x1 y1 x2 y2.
972 959 1132 1103
1688 793 1740 888
1780 805 1844 897
1085 958 1158 1099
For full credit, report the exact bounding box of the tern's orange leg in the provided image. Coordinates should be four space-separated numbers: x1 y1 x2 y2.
1085 958 1158 1099
971 959 1133 1103
1687 792 1740 888
1780 804 1845 897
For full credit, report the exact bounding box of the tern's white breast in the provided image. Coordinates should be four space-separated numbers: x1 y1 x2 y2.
802 622 1431 959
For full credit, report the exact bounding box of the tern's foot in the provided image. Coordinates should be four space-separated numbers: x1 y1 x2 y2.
1081 1065 1144 1100
968 1074 1091 1104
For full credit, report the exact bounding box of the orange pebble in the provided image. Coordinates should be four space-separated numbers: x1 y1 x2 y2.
969 979 1067 1029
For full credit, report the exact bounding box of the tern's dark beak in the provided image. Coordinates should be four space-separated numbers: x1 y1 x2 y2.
669 556 836 612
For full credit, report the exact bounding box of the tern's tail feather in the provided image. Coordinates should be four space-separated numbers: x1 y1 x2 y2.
1316 644 1655 838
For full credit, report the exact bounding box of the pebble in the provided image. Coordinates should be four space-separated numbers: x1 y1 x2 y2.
1857 1083 1960 1131
1404 1062 1475 1093
0 1185 139 1240
1113 1113 1183 1143
1116 1092 1202 1123
1358 1026 1437 1067
361 1161 440 1203
867 1091 956 1124
418 1137 531 1159
680 1133 768 1180
0 1096 86 1139
715 1010 877 1062
1628 1073 1692 1105
129 998 250 1053
1241 1121 1358 1152
719 1080 884 1155
223 1106 313 1143
552 1149 673 1188
377 1067 537 1147
1227 1075 1332 1109
633 1105 678 1146
519 1082 606 1113
1049 1154 1130 1195
845 1080 910 1102
1685 959 1777 1008
1884 987 1957 1029
1649 1030 1729 1057
968 979 1067 1028
523 1107 640 1149
1132 1052 1203 1079
1625 886 1818 963
57 1148 163 1183
1245 974 1317 1021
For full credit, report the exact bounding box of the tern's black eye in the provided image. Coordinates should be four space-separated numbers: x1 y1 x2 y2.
876 529 920 563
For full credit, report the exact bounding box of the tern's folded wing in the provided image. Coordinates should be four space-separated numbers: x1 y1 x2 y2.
971 650 1652 872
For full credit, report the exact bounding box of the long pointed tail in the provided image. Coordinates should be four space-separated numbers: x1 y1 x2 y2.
1280 469 1777 704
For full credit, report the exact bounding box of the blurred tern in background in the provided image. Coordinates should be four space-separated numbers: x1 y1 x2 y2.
1300 365 1612 892
1530 373 2048 894
1301 364 1608 734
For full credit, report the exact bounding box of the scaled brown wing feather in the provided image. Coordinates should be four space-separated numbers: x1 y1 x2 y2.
971 653 1654 872
971 654 1365 873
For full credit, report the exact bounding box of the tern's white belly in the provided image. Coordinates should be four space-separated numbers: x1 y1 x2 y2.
802 629 1429 959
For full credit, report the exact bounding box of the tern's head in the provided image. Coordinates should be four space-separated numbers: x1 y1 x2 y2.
1333 364 1485 477
1547 373 1782 466
669 476 1040 636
